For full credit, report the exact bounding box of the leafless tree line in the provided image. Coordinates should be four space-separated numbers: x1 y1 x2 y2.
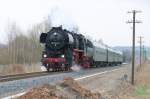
0 18 51 65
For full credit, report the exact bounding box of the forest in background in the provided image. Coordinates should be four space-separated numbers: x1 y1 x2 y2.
0 17 51 65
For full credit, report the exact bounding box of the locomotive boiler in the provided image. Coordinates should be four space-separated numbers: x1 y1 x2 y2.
40 27 75 71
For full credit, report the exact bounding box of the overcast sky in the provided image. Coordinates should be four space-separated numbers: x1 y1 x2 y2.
0 0 149 46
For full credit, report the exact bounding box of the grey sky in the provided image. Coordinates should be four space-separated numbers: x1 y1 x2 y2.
0 0 149 46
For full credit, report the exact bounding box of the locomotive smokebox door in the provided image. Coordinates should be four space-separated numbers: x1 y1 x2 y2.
40 33 47 43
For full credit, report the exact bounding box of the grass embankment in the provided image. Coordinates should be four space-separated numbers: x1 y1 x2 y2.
134 62 150 99
118 62 150 99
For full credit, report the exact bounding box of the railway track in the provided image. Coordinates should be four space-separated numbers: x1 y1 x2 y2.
0 65 123 82
0 71 70 82
0 66 124 98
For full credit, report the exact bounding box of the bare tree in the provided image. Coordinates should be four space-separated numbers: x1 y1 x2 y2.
1 16 52 65
6 22 22 64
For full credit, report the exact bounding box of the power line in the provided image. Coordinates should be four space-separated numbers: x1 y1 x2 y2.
127 10 142 85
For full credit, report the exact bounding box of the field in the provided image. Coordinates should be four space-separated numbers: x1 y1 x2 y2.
115 61 150 99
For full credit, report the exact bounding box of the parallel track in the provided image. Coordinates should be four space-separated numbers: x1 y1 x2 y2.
0 71 70 82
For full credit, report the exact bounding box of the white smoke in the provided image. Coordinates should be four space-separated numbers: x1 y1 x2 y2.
71 64 82 72
49 7 78 32
40 66 47 71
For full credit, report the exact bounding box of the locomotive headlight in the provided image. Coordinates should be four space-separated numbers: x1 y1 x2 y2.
43 54 47 58
61 55 64 58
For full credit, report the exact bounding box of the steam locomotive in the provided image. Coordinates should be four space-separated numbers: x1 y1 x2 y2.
40 26 123 71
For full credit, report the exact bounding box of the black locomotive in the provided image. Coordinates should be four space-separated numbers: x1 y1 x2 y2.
40 26 123 71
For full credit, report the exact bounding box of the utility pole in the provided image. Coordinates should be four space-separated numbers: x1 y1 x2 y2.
127 10 142 85
138 36 143 68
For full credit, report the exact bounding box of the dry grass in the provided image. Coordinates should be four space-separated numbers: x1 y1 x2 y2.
0 64 42 75
134 62 150 99
103 61 150 99
24 64 42 73
136 62 150 85
0 64 26 75
115 61 150 99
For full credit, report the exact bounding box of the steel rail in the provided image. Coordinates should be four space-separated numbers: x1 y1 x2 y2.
0 71 70 82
